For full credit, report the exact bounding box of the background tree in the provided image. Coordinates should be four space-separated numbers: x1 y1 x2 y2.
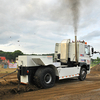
12 50 23 61
0 50 23 61
0 50 56 62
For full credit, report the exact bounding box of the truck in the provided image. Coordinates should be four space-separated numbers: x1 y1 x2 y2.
17 39 94 88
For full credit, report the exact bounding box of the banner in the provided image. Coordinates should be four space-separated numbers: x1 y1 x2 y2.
9 63 17 68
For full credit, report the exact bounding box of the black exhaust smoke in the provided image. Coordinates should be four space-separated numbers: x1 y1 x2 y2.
68 0 80 62
68 0 80 36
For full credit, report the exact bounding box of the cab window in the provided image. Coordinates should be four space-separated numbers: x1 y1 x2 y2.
85 45 90 55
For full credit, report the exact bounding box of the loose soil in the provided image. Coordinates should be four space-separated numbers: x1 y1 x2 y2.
1 65 100 100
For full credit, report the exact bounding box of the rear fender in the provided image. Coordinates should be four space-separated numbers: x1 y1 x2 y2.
46 65 59 76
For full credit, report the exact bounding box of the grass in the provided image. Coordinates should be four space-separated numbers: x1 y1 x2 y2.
90 64 98 68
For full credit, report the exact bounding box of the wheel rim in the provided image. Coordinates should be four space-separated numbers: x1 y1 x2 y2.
82 70 86 79
44 73 52 84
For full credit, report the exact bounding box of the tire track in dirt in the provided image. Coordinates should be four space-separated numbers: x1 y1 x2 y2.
28 82 100 100
4 79 100 100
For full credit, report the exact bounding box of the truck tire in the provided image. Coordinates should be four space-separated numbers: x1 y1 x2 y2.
78 68 87 81
17 72 20 81
34 67 55 88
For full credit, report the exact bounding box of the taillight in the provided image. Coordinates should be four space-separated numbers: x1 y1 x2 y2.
27 70 29 73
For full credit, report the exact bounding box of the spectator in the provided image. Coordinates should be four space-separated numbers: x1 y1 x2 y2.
11 59 14 64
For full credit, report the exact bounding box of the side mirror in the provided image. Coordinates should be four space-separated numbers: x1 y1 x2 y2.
91 48 94 54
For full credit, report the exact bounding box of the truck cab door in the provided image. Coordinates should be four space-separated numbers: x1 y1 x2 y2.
84 45 91 64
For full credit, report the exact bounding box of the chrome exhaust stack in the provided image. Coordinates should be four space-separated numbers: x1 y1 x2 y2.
75 35 78 63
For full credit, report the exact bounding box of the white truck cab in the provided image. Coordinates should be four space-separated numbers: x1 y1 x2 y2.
17 39 93 88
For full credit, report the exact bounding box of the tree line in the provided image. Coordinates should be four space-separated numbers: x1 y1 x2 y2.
91 57 100 66
0 50 54 61
0 50 23 61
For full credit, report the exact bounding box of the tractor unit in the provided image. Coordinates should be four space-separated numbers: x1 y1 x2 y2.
17 39 93 88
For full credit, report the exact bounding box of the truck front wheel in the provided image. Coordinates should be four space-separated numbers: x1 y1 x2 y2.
78 68 87 81
34 67 55 88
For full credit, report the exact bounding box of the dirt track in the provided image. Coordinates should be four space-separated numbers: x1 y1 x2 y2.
1 70 100 100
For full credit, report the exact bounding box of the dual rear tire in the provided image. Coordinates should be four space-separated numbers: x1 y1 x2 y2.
34 67 55 88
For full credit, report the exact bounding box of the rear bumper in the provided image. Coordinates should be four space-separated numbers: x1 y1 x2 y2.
18 66 38 84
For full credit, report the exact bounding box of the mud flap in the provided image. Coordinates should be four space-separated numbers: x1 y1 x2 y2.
21 75 28 84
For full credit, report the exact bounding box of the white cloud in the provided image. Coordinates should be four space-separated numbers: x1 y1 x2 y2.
0 0 100 59
80 31 100 40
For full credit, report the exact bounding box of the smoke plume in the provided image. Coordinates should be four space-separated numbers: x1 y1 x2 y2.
68 0 80 36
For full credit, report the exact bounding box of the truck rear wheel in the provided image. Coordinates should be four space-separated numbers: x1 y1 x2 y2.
34 67 55 88
78 68 87 81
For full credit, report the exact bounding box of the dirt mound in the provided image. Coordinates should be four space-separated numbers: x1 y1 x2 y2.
10 85 39 94
0 82 39 99
91 64 100 71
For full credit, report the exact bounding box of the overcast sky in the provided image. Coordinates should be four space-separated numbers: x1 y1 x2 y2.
0 0 100 58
